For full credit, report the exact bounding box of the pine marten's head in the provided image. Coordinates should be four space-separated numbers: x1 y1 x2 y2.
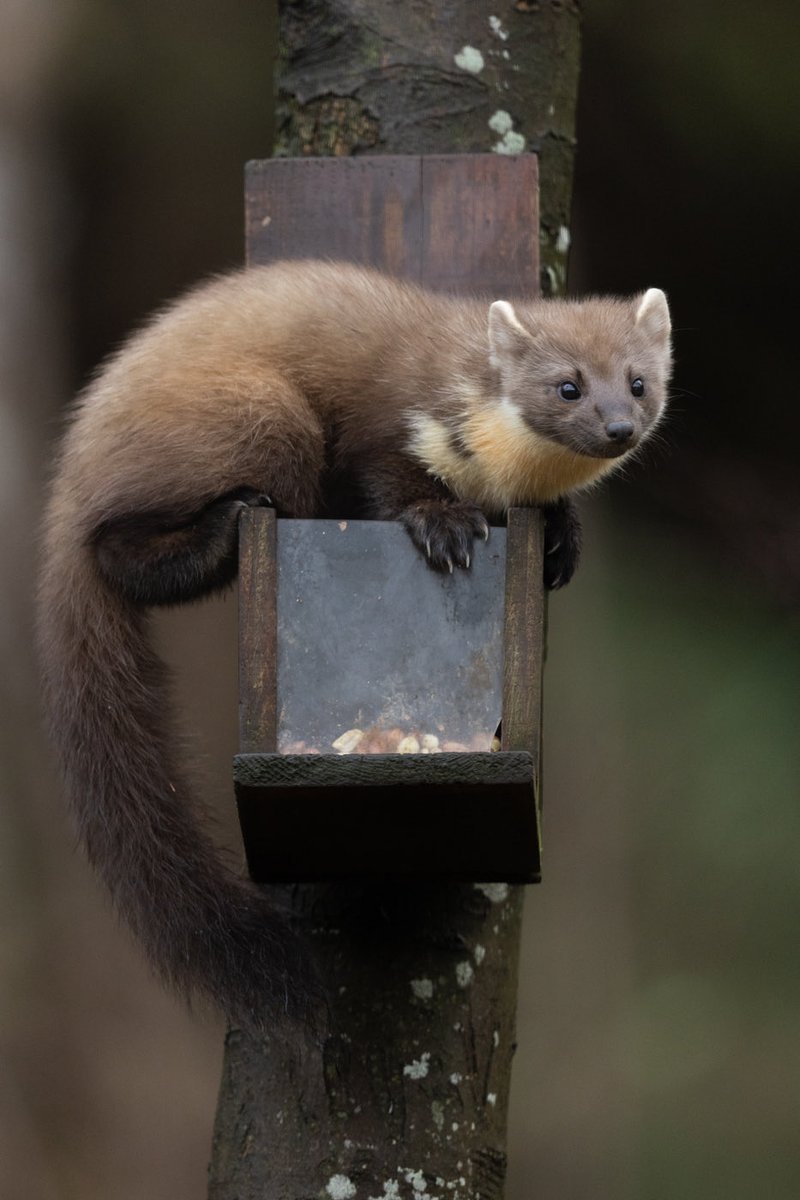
487 288 672 461
406 287 672 511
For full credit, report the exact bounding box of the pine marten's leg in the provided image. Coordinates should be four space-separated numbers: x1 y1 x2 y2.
92 488 273 606
92 384 326 606
541 496 582 589
359 454 490 572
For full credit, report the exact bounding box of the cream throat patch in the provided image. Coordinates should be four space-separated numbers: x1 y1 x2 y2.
405 400 620 510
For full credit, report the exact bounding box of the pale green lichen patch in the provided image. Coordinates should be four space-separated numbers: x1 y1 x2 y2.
474 882 509 903
327 1175 357 1200
403 1052 431 1080
397 1167 439 1200
455 960 474 988
410 977 434 1000
494 129 526 155
454 45 485 74
488 109 514 136
367 1182 400 1200
556 224 572 254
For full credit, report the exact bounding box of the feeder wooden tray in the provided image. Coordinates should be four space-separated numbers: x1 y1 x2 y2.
235 750 537 883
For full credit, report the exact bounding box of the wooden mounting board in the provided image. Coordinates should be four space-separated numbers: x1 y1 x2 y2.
246 153 539 296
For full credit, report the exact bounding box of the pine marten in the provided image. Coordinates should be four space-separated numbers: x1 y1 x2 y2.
37 260 672 1031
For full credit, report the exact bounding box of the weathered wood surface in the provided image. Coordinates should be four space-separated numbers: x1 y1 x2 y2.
238 505 277 753
246 154 538 296
234 751 534 789
501 508 546 772
235 750 539 883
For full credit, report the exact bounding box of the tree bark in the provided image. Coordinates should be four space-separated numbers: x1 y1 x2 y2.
210 881 525 1200
275 0 580 296
209 5 581 1197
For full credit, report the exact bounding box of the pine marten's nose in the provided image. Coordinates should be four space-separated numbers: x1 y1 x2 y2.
605 419 635 443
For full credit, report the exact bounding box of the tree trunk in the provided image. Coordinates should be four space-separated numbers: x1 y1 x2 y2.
210 881 525 1200
275 0 580 296
208 5 581 1197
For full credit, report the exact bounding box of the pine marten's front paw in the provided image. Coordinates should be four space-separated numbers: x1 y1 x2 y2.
401 499 490 571
542 497 582 589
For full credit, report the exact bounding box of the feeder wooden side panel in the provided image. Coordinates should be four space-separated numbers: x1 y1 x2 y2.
502 508 545 760
238 506 277 753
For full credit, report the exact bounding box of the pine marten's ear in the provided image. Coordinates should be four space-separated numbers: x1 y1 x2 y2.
488 300 533 368
635 288 671 346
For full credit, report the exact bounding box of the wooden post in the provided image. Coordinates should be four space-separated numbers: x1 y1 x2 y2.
208 155 544 1199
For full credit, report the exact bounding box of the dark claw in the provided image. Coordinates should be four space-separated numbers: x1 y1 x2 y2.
226 486 273 510
401 499 490 572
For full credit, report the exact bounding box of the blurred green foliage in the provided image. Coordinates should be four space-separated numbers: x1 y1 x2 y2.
545 502 800 1197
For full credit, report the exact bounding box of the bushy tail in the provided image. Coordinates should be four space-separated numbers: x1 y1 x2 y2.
37 536 323 1033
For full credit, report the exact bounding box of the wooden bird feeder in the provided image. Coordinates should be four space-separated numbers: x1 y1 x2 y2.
233 154 545 886
235 508 544 882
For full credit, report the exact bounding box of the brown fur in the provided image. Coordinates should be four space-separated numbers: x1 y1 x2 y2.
37 260 672 1030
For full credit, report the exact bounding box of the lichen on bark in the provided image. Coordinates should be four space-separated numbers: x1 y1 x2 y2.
209 882 526 1200
274 94 379 157
275 0 581 294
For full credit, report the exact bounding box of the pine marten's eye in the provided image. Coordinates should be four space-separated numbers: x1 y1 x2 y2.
558 381 581 402
631 377 645 398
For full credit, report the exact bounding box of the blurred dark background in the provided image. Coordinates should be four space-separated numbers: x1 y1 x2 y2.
1 2 797 1197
